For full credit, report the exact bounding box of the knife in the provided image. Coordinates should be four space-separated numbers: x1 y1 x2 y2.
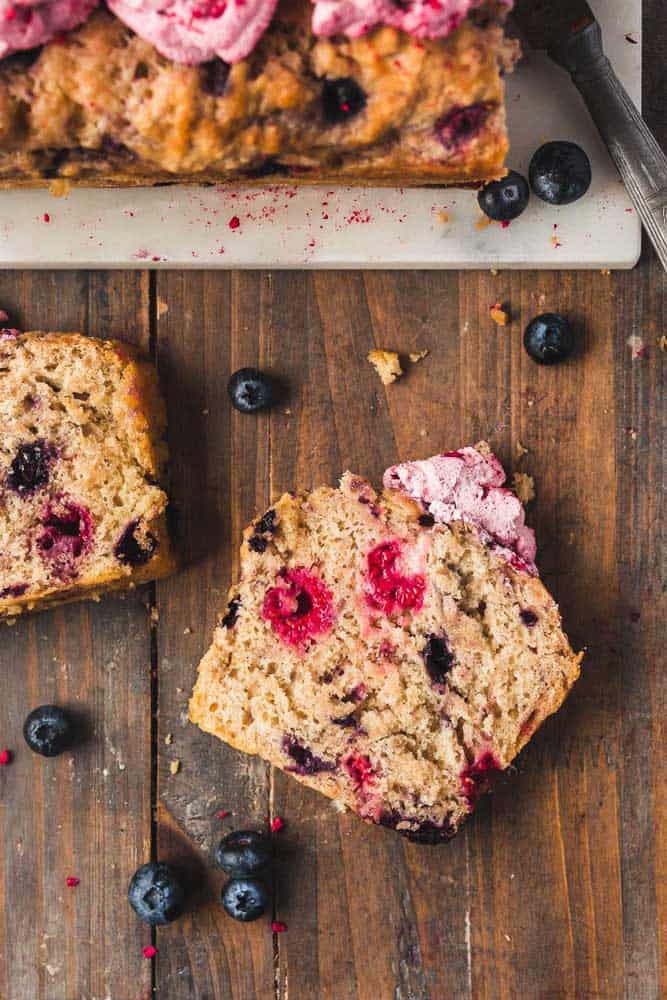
512 0 667 271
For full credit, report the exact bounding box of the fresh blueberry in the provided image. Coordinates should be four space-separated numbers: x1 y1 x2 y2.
523 313 574 365
529 141 592 205
215 830 271 878
23 705 73 757
221 877 269 922
114 519 158 566
477 170 530 222
322 78 366 124
227 368 275 413
7 441 51 495
128 862 185 925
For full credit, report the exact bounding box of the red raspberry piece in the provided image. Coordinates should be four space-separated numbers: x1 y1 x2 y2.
270 816 285 833
272 921 287 933
143 945 157 959
365 540 425 616
460 750 502 808
0 749 12 765
262 567 335 649
66 876 80 887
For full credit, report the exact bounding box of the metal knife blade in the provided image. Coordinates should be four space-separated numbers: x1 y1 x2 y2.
511 0 597 57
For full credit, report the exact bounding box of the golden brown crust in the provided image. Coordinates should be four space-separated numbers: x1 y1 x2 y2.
0 331 176 620
0 1 517 187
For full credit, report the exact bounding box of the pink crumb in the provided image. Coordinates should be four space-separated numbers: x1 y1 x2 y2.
270 816 285 833
66 876 80 887
0 749 11 766
143 945 157 959
228 215 241 230
42 213 50 223
215 809 231 820
272 921 288 933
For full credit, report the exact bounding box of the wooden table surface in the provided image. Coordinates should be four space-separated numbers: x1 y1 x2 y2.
0 11 664 999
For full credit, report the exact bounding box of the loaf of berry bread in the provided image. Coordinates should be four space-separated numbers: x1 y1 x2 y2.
189 445 582 842
0 0 518 187
0 330 175 619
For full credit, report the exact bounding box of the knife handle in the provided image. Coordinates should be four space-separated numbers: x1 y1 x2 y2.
551 20 667 271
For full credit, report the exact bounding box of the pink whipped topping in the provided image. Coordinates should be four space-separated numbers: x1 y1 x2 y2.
0 0 97 58
311 0 492 40
383 446 537 575
106 0 279 65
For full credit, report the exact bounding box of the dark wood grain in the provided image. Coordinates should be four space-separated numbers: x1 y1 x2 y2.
0 272 155 1000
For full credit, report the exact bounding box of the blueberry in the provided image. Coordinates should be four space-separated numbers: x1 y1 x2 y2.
227 368 275 413
114 519 158 566
128 862 185 925
202 58 230 97
523 313 574 365
422 633 455 687
23 705 73 757
221 596 241 629
477 170 530 222
7 441 51 495
215 830 271 878
529 141 592 205
322 78 366 124
221 877 269 922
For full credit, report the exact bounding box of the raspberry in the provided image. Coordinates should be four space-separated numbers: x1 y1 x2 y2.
262 568 335 649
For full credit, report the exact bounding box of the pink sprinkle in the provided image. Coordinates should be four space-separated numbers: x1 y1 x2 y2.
66 876 80 887
215 810 230 820
272 921 288 933
0 749 11 766
143 945 157 959
270 816 285 833
228 216 241 230
42 213 50 223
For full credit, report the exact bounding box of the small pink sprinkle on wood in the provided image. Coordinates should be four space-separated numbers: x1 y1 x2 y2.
66 876 80 887
270 816 284 833
143 945 157 959
272 921 287 933
0 749 11 766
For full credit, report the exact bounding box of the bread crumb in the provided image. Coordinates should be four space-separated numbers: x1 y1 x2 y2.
419 428 428 437
515 440 529 459
627 334 647 360
476 217 492 231
150 606 159 625
48 179 71 197
367 349 403 386
489 302 509 326
490 268 499 276
658 335 666 352
332 799 348 814
513 472 535 504
409 349 429 364
183 627 192 635
156 298 169 319
165 733 173 746
438 209 450 223
600 268 611 276
169 760 180 775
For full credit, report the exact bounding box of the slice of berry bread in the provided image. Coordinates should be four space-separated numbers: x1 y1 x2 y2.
190 444 582 842
0 330 175 619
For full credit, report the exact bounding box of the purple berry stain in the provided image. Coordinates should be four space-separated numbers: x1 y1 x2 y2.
460 750 502 809
422 633 455 688
7 441 51 495
435 103 491 152
114 519 158 566
282 735 335 775
37 495 94 580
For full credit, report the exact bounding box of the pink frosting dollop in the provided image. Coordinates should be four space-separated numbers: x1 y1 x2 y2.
383 446 537 575
311 0 493 40
0 0 97 58
106 0 279 65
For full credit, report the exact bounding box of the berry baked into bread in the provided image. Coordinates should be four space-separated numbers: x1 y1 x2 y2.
190 443 582 842
0 0 518 187
0 329 175 619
